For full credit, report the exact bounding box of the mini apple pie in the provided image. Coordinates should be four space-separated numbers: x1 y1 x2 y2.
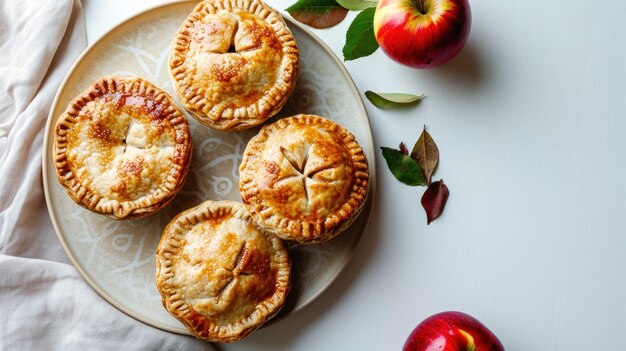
239 115 369 243
156 200 290 342
53 76 192 220
169 0 299 131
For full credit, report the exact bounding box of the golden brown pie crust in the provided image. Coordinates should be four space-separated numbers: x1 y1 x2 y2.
239 115 369 243
169 0 299 131
155 200 290 342
53 76 192 220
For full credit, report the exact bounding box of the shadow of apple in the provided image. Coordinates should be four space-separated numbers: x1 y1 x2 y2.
426 43 488 90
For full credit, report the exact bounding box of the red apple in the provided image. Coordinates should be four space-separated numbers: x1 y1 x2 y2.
403 311 505 351
373 0 471 68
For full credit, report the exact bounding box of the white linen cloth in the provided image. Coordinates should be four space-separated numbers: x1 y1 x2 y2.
0 1 212 349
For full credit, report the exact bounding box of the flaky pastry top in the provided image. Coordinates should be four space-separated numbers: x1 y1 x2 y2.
170 0 299 130
240 115 369 243
54 76 191 219
156 201 290 342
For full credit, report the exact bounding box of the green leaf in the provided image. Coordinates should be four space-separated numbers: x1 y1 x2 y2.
286 0 348 29
381 147 427 186
365 91 424 109
336 0 378 10
343 7 378 61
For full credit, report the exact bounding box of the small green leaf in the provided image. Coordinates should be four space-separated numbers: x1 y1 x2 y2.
336 0 378 10
286 0 348 29
365 91 424 109
381 147 427 186
343 7 378 61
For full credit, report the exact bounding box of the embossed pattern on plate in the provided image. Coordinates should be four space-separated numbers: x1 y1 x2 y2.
43 0 375 334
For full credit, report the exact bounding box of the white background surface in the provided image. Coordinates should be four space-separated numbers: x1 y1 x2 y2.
82 0 626 349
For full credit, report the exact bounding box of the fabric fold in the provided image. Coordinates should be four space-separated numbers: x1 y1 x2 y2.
0 1 213 349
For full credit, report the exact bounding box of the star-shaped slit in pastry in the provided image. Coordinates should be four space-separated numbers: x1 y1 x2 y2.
275 146 340 204
214 242 253 303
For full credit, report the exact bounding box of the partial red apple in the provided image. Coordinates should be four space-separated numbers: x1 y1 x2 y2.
373 0 471 68
403 311 505 351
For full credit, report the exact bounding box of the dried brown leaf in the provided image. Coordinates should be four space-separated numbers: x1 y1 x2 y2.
421 180 449 224
411 126 439 184
286 0 348 29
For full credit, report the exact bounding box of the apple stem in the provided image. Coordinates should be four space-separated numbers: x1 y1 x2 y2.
458 329 477 351
415 0 427 14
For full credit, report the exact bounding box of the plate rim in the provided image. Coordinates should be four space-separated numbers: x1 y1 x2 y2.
42 0 377 335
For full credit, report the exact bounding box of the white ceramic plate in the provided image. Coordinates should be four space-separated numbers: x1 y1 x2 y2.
42 0 375 334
